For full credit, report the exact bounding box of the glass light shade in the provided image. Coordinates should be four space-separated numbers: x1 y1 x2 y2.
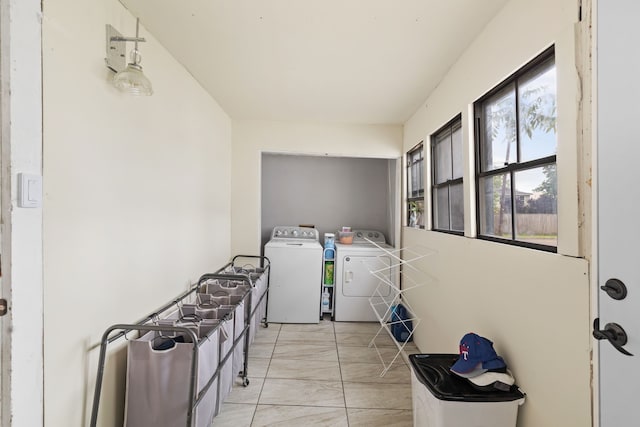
112 50 153 96
113 63 153 96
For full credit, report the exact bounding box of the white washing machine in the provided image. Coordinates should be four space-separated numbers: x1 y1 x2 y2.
264 226 323 323
334 229 397 322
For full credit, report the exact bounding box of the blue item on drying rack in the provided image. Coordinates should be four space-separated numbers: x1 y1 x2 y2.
390 304 413 343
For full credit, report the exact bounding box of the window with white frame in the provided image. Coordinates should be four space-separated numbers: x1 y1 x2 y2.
475 47 557 251
432 116 464 234
406 142 424 228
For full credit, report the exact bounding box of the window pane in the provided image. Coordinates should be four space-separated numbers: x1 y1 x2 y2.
450 183 464 232
451 124 463 179
434 187 450 230
518 59 557 162
479 173 512 238
407 147 424 198
408 199 425 228
407 143 424 228
514 165 557 246
482 85 516 171
411 161 418 195
418 153 423 193
434 132 452 184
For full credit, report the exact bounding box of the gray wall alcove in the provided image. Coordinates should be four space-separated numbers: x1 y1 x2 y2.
261 153 399 249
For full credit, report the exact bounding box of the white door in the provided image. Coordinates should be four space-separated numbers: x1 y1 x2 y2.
596 1 640 425
0 113 3 423
341 255 391 297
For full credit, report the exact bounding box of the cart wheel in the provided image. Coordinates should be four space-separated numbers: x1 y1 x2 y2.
242 378 250 387
262 322 269 328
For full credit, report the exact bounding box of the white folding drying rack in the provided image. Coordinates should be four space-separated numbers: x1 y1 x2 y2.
364 240 436 376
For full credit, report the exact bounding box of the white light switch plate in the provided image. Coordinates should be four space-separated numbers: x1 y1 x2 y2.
18 173 42 208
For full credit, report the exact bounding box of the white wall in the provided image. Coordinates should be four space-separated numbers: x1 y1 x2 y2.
42 1 232 425
231 120 403 256
403 0 591 426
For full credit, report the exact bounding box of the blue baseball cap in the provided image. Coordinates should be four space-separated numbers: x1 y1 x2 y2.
450 333 506 377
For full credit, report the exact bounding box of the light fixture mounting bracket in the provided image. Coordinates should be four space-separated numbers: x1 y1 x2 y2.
105 24 147 72
105 24 125 72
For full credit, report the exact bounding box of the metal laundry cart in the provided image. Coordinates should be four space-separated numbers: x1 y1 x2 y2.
90 263 258 427
214 254 271 332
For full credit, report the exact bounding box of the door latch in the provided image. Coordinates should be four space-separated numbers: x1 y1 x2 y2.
0 298 7 316
593 318 633 356
600 278 627 300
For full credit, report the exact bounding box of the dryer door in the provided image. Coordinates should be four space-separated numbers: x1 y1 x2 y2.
341 255 392 297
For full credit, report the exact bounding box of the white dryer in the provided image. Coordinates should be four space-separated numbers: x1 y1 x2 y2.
334 230 397 322
264 226 323 323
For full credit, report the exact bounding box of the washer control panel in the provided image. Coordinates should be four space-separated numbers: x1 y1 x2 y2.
271 226 319 241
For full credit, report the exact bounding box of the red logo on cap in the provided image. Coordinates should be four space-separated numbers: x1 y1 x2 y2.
460 343 469 360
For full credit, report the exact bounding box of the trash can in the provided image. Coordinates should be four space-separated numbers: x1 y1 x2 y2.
409 354 525 427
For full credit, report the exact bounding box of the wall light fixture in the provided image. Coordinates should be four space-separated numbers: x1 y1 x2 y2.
105 18 153 96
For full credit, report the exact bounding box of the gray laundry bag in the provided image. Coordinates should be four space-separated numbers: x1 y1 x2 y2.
123 326 219 427
232 300 246 378
197 280 248 385
255 273 268 338
247 282 260 345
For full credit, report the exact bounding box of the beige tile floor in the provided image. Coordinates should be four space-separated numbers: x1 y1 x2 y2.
212 319 420 426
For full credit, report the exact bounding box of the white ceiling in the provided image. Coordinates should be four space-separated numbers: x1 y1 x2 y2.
120 0 509 125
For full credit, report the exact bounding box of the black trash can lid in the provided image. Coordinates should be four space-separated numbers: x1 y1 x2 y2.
409 354 526 402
